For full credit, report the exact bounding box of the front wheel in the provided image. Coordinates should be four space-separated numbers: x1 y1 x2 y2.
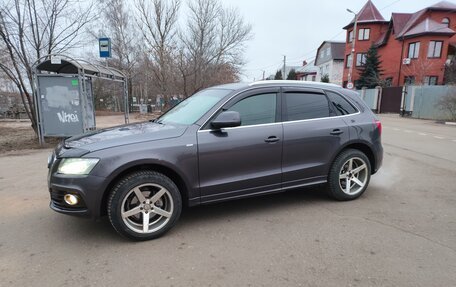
327 149 371 201
108 171 182 241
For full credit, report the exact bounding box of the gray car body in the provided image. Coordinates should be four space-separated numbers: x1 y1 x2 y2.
48 81 383 219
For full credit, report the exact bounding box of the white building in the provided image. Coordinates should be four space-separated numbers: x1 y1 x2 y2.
315 41 345 86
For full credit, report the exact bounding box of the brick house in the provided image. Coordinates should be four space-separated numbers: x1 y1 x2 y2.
342 0 456 88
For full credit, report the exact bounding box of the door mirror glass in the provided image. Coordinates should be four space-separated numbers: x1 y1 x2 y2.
211 111 241 129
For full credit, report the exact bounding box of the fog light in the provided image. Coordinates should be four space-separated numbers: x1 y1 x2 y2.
64 194 79 206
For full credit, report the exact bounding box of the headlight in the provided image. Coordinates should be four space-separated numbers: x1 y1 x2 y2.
57 158 99 175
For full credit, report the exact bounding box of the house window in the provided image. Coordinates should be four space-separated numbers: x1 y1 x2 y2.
404 76 415 85
442 17 450 27
356 53 367 66
346 54 353 68
348 30 354 43
408 42 420 59
312 75 316 81
428 41 443 58
358 28 370 40
326 47 331 56
424 76 438 85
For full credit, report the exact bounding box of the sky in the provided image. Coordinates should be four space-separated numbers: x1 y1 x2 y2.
219 0 449 81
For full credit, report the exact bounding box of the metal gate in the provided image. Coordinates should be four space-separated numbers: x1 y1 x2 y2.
379 86 403 113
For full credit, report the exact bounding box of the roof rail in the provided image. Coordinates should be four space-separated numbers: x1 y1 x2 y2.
248 80 340 88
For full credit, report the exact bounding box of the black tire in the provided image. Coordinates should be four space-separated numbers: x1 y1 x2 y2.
108 170 182 241
327 149 371 201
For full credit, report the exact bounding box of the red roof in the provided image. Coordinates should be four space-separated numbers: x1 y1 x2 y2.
391 13 413 35
428 1 456 10
394 1 456 38
403 18 455 37
376 1 456 42
344 0 387 29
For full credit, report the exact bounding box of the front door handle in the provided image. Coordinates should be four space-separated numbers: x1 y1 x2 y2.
264 136 280 143
330 129 344 135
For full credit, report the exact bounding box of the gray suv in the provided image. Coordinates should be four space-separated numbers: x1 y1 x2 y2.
48 81 383 240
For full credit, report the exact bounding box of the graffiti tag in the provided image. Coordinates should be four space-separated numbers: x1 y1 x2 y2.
57 111 79 123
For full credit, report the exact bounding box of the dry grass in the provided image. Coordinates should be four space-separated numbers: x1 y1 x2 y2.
0 113 163 154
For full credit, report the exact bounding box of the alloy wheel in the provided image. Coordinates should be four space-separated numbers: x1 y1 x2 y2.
121 183 174 233
338 157 368 195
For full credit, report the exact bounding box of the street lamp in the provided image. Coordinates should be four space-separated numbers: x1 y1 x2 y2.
347 8 358 89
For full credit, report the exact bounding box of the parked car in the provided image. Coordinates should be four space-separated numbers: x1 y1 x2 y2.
47 80 383 241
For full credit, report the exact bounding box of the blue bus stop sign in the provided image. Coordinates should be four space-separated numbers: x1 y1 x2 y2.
99 38 111 58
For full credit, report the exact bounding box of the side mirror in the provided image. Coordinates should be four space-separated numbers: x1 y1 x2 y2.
211 111 241 129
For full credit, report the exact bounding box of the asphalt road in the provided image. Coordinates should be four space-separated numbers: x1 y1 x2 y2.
0 115 455 287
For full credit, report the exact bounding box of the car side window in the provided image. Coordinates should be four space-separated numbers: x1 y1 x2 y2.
228 93 277 126
325 91 358 116
284 92 330 121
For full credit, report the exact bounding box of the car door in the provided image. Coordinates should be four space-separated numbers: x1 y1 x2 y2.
197 87 283 203
281 87 350 189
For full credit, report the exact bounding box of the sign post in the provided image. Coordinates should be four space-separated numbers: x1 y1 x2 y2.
99 38 111 58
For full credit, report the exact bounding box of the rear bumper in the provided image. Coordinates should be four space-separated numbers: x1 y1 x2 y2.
373 143 383 174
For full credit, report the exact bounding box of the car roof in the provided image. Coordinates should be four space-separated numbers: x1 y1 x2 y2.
249 80 341 89
211 80 342 92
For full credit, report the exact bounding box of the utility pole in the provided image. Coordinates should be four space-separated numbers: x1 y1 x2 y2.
347 8 358 89
262 70 265 80
283 55 286 80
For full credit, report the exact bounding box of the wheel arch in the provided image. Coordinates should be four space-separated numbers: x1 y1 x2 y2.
100 161 191 217
333 141 377 174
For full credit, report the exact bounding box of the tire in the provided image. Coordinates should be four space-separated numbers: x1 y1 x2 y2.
327 149 371 201
108 170 182 241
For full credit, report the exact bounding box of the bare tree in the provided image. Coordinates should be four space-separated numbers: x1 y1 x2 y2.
436 90 456 121
402 59 438 85
444 57 456 85
179 0 252 96
136 0 181 99
0 0 95 133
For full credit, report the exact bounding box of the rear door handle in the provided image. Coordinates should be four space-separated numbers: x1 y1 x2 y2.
330 129 344 135
265 136 280 143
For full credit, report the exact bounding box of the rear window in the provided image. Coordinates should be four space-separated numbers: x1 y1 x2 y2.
284 92 330 121
326 91 358 115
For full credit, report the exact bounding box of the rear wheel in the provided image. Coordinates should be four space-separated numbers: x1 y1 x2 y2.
108 170 182 241
327 149 371 201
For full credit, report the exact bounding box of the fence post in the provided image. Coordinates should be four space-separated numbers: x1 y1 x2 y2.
360 87 366 100
400 86 407 116
409 86 415 117
375 86 382 113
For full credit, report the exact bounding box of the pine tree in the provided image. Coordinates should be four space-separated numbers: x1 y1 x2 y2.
274 70 283 80
357 45 382 89
287 69 297 80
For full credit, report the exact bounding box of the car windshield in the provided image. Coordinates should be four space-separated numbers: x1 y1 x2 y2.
157 88 231 125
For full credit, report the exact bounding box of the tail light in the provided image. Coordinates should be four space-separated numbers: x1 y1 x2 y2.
374 120 382 136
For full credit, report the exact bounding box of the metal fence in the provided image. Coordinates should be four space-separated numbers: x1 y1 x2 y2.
403 85 456 121
356 85 456 121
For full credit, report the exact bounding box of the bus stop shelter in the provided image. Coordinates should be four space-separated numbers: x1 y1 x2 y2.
32 54 129 145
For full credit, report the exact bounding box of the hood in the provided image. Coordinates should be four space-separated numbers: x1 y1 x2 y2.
60 122 187 155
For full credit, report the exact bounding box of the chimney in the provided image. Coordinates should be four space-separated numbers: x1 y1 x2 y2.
302 60 307 66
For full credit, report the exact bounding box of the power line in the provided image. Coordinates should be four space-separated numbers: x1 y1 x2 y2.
246 0 404 75
380 0 402 11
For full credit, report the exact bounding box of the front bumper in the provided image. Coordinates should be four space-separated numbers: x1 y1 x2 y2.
48 163 108 219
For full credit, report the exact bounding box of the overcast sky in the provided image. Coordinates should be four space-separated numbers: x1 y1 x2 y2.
219 0 448 81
